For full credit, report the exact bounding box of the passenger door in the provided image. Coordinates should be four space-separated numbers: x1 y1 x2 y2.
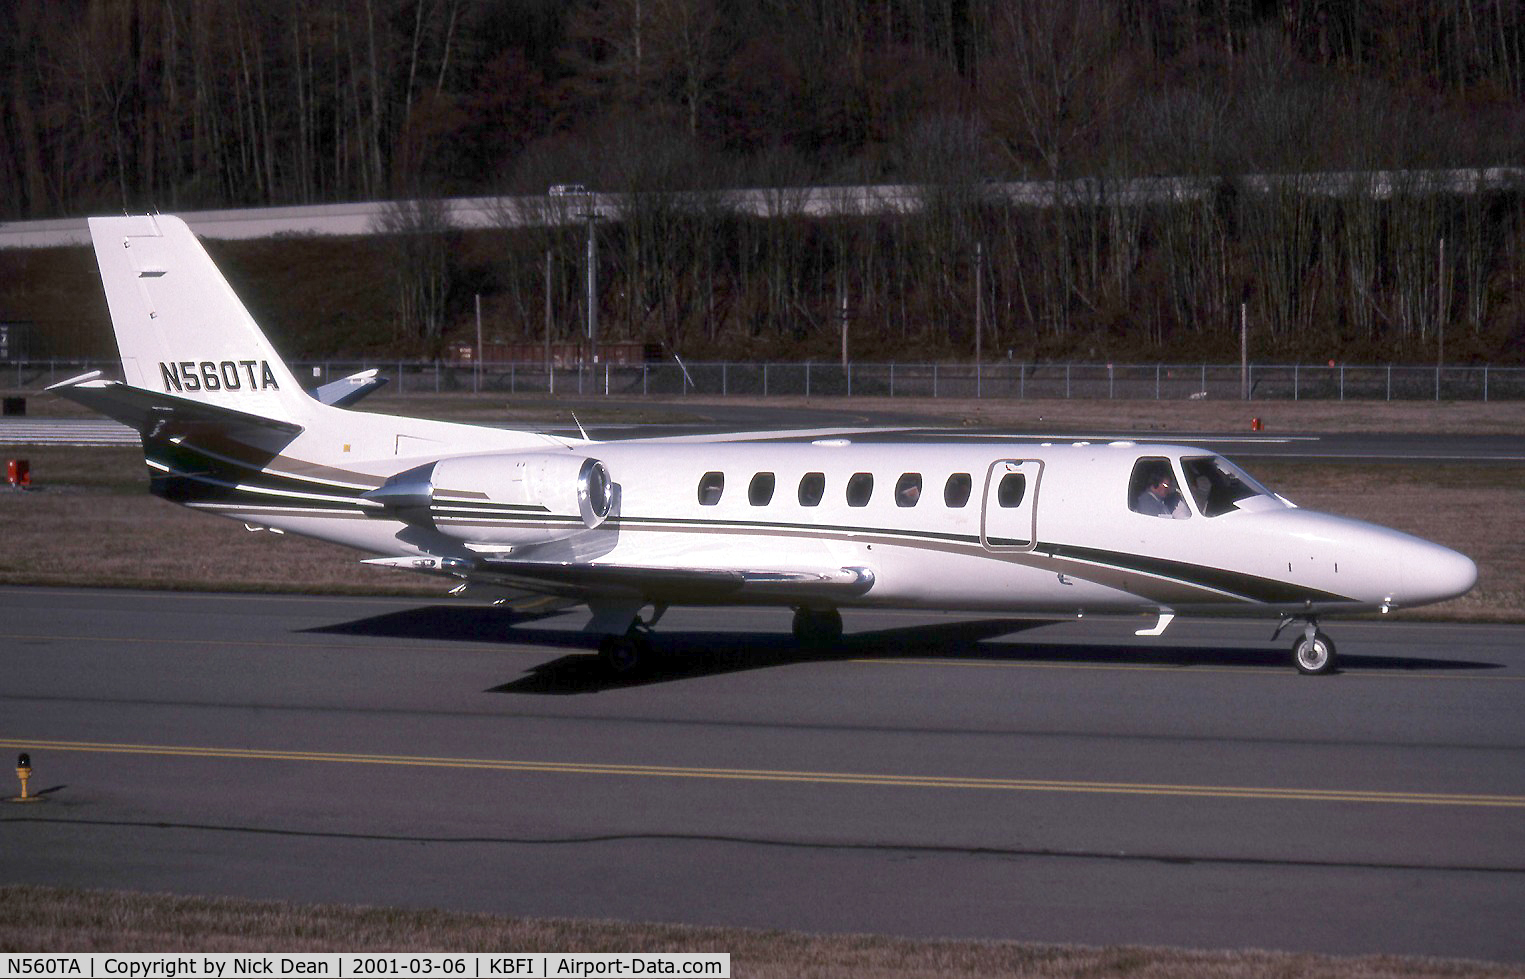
980 459 1042 550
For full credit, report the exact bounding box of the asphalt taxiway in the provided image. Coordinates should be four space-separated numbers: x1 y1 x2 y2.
3 586 1523 961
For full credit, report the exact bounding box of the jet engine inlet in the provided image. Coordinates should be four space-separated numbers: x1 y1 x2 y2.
578 457 612 528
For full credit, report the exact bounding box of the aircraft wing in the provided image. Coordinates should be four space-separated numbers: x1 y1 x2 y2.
48 373 304 438
365 555 875 604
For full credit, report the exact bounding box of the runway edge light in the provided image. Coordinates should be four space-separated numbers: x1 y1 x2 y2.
9 751 42 803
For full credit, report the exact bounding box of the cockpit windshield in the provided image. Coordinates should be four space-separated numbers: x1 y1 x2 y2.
1180 456 1279 517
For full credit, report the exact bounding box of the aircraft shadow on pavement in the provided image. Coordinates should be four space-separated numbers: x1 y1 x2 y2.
303 606 1501 694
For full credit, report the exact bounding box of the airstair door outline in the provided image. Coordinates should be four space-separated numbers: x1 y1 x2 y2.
980 459 1042 551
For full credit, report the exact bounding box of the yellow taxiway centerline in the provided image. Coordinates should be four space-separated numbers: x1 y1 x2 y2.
2 738 1522 809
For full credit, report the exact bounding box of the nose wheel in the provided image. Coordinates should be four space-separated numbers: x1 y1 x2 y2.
1274 616 1339 674
1283 621 1337 675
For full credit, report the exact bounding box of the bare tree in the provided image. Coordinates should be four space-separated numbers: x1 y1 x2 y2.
373 196 456 346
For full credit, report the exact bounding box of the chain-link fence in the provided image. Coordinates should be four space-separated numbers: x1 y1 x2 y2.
7 359 1525 401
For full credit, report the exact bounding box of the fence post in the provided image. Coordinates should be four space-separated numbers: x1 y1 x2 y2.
1484 365 1489 402
805 362 811 398
1339 365 1345 401
933 363 938 398
1066 363 1071 399
763 363 769 397
890 363 895 397
1293 365 1299 401
722 362 728 396
1387 364 1392 401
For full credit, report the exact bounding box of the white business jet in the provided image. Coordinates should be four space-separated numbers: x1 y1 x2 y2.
51 215 1476 675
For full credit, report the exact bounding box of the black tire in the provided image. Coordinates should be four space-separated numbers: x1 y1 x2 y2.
1292 630 1337 675
599 633 649 675
792 607 843 645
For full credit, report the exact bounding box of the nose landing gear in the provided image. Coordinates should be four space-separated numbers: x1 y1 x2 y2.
1274 616 1338 675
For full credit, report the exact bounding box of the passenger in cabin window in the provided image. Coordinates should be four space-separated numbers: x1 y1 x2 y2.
895 475 922 507
1136 472 1189 519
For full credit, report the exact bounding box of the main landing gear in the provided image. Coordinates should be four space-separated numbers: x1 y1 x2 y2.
792 606 843 645
1275 616 1338 675
596 605 666 676
597 629 652 675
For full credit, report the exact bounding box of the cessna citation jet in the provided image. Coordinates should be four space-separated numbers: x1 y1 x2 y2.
52 215 1476 676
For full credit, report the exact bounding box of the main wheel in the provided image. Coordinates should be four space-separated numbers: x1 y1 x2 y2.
792 607 843 645
599 633 651 675
1292 630 1337 675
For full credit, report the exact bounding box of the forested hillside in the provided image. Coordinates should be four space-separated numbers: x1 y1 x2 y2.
4 1 1523 362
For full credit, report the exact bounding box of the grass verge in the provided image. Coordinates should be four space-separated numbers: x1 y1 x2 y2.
2 886 1521 977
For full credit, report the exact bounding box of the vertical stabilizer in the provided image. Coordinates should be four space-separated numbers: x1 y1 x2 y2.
89 214 312 424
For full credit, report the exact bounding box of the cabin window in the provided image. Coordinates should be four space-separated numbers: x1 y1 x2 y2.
798 472 826 506
895 473 923 507
698 471 725 506
748 472 776 506
846 472 874 507
944 473 972 508
1128 458 1190 519
996 473 1026 508
1180 456 1275 517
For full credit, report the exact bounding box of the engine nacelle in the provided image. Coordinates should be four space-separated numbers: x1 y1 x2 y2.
364 451 612 545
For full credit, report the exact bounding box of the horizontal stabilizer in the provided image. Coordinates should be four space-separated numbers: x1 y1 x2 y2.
312 369 390 408
48 375 304 439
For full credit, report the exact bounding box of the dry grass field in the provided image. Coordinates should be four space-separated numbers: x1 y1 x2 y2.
4 886 1522 978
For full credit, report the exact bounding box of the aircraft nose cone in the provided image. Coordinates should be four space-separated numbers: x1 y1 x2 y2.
1403 541 1478 607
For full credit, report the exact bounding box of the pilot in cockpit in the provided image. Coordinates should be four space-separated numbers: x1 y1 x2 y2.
1135 469 1190 519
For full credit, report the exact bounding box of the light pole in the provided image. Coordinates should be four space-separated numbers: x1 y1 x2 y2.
550 184 598 368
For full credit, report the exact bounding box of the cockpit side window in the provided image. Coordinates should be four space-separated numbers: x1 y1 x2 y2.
1181 456 1274 517
1128 457 1190 519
